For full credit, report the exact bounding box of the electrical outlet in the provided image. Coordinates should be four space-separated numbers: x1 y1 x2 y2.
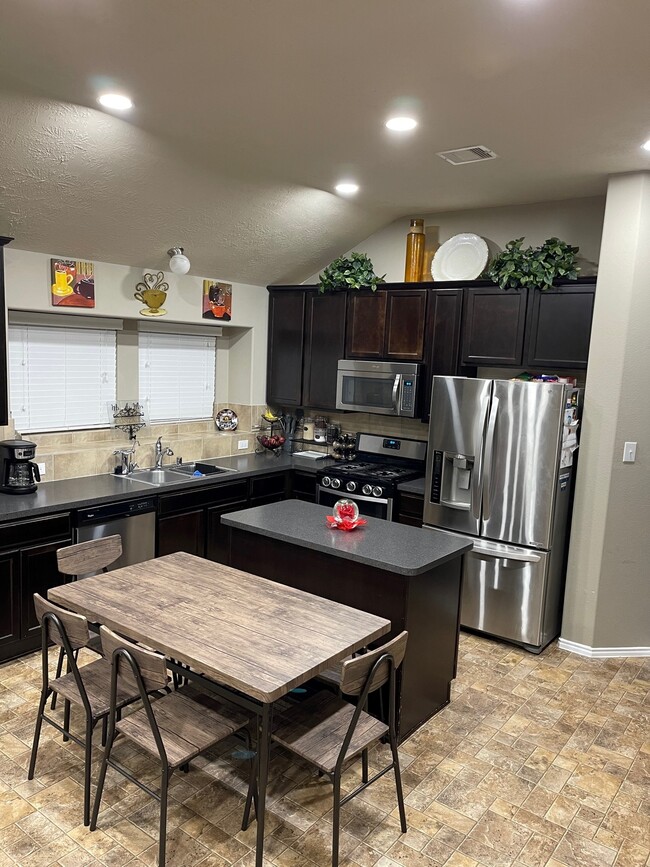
623 442 637 463
37 462 46 476
237 439 249 450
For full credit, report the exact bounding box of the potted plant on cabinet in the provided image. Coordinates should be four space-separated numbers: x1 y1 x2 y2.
318 252 385 294
486 237 580 291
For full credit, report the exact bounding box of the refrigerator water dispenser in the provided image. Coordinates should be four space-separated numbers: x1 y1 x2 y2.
431 450 474 510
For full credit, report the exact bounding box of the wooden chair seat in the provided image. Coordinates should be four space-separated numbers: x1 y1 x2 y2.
52 659 140 719
116 686 251 768
272 690 388 774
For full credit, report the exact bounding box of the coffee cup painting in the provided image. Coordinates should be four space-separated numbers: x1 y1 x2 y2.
50 259 95 308
202 280 232 321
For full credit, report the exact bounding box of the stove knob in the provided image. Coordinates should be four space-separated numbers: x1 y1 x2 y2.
346 481 357 493
321 476 331 487
331 478 341 489
362 484 373 496
372 486 383 498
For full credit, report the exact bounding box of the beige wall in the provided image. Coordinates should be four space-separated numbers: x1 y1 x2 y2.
306 196 605 284
562 173 650 651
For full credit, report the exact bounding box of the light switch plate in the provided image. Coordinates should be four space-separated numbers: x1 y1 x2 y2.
623 442 637 463
237 439 249 450
37 462 46 475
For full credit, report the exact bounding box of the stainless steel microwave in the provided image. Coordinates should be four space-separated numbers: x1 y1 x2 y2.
336 360 421 417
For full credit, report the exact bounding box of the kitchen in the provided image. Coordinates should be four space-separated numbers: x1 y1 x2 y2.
2 5 650 864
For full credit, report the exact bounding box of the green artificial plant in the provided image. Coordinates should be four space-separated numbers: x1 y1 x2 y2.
318 252 386 294
486 237 580 291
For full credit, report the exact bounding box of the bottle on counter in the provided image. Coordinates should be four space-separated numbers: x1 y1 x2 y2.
302 417 315 440
404 218 425 282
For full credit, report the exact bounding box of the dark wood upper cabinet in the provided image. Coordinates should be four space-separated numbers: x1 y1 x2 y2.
421 289 464 422
0 237 13 427
461 287 528 366
385 290 427 361
266 289 306 407
303 291 347 409
525 283 595 369
346 291 387 359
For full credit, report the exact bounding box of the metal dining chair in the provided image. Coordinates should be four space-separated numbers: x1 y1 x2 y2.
91 625 257 867
51 535 123 713
243 631 409 867
28 594 141 826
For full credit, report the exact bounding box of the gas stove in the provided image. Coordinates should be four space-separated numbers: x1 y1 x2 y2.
317 432 426 520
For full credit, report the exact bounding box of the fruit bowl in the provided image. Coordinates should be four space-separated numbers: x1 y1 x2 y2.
256 433 286 454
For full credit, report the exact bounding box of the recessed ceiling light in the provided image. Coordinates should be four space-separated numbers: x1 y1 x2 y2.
386 116 418 132
335 182 359 195
642 139 650 151
98 93 133 111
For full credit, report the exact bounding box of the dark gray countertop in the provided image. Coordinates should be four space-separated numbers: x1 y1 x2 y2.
222 499 471 576
397 476 425 496
0 452 336 523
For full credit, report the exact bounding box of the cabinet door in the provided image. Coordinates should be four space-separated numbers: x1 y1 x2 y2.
461 287 527 366
346 292 387 359
525 284 595 369
20 539 71 640
0 551 20 649
157 510 205 558
266 290 306 407
0 239 11 426
385 290 427 361
303 291 347 409
421 290 463 422
206 500 249 564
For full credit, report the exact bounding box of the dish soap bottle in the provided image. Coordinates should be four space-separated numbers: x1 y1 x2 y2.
404 218 425 282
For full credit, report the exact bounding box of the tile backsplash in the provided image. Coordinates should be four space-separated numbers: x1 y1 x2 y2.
4 404 266 482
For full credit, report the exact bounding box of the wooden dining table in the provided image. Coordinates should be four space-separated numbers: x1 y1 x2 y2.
49 551 391 867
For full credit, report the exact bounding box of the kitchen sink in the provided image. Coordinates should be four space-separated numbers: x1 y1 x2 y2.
169 462 232 477
122 468 188 486
120 462 235 487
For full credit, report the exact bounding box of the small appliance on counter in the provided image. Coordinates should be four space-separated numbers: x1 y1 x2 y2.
0 439 41 495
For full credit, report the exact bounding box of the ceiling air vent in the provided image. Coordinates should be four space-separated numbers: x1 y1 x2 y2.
437 145 498 166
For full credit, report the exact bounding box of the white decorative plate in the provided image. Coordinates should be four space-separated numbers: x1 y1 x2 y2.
215 408 238 431
431 233 489 281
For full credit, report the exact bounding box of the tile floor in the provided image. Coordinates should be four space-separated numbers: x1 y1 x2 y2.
0 634 648 867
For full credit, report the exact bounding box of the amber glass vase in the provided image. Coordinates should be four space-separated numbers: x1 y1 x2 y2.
404 218 425 282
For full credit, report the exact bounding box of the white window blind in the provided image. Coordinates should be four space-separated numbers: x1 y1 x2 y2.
9 325 117 433
139 332 216 422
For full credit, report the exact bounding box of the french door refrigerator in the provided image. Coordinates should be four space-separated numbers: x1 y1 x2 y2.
423 376 579 652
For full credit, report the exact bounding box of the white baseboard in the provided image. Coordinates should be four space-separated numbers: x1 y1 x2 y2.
558 638 650 658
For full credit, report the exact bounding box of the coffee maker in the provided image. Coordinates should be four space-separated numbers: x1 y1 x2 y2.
0 440 41 494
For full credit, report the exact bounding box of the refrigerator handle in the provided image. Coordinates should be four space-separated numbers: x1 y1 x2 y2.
392 374 402 413
473 542 541 563
471 396 490 520
481 396 499 521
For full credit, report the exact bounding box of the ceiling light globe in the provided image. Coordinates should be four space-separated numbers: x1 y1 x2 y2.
98 93 133 111
169 253 191 275
386 116 418 131
335 182 359 195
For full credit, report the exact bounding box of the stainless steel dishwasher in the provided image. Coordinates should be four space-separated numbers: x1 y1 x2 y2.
74 498 156 569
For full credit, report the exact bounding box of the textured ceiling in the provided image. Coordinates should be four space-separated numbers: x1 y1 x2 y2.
1 0 650 285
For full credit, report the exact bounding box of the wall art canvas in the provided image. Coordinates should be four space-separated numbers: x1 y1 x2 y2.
50 258 95 308
202 280 232 321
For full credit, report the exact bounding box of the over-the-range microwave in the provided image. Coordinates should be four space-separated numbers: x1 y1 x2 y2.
336 359 421 417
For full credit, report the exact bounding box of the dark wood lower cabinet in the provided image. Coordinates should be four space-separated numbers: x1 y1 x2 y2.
20 540 73 640
157 510 205 557
0 551 20 648
396 491 424 527
206 500 248 563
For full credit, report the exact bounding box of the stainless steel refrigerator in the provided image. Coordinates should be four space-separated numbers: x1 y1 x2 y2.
423 376 579 652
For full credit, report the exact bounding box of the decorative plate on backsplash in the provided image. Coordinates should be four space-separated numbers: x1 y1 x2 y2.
215 408 239 431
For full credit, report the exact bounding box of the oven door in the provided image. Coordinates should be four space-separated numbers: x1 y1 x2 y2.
317 486 390 520
336 369 402 416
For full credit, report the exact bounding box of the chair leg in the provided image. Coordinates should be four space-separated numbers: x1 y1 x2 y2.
51 647 65 711
63 699 71 743
83 717 95 826
101 717 108 748
332 772 342 867
361 748 369 784
389 730 407 833
28 687 49 780
90 723 116 831
159 768 170 867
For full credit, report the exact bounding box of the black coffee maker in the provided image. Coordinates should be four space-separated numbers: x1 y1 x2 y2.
0 440 41 494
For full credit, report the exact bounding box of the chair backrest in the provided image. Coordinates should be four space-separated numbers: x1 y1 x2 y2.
33 593 90 650
100 625 168 694
57 535 122 577
340 631 408 697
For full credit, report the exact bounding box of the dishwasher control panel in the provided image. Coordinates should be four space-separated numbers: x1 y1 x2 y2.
75 497 156 525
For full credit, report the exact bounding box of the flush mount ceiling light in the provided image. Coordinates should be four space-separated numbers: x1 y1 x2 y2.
386 116 418 131
642 139 650 151
97 93 133 111
335 182 359 195
167 247 191 275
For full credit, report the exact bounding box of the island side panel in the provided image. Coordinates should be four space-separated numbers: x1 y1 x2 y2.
227 526 463 740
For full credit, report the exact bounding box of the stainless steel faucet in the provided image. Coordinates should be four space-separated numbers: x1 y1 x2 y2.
155 436 174 469
113 444 138 475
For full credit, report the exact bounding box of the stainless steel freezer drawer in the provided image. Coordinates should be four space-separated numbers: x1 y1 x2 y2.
461 539 549 648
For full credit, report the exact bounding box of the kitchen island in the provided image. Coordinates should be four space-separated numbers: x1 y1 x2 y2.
223 500 471 740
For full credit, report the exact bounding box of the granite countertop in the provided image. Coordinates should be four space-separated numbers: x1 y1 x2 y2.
0 452 336 523
222 499 471 576
397 476 425 496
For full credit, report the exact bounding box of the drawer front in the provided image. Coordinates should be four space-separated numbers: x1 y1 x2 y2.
250 473 288 500
0 514 71 551
158 480 249 515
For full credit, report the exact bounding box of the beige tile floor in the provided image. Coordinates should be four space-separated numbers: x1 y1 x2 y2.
0 634 648 867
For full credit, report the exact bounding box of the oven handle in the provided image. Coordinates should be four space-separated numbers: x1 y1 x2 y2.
392 374 402 413
317 486 389 505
